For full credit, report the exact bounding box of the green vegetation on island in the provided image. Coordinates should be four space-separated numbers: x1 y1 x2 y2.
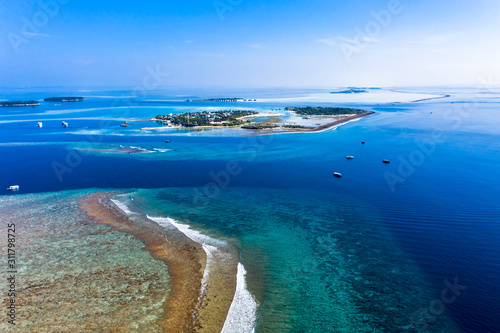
187 98 250 102
0 100 39 107
155 110 258 127
44 97 85 102
241 124 279 130
330 88 368 94
282 124 309 129
290 106 369 116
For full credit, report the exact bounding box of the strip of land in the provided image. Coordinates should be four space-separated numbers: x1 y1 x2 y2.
80 192 205 332
79 192 238 333
245 111 375 136
132 107 373 134
0 100 39 107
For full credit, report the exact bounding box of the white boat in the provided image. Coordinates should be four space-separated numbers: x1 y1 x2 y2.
346 156 354 160
333 172 342 178
37 122 43 128
62 121 68 127
7 185 19 191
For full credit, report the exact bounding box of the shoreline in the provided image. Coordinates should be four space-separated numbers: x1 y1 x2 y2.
79 192 206 332
387 89 451 103
409 94 451 103
79 192 239 333
135 111 375 135
244 111 375 136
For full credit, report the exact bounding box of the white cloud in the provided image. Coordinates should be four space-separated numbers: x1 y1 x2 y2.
318 36 379 46
249 43 262 48
22 32 52 37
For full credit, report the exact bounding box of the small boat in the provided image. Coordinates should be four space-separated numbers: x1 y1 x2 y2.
346 156 354 160
361 141 365 144
7 185 19 191
382 159 390 164
120 124 128 127
62 121 68 127
37 122 43 128
333 172 342 178
124 121 129 125
165 140 170 143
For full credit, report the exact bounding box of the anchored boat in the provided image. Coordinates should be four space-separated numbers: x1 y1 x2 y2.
346 156 354 160
7 185 19 191
333 172 342 178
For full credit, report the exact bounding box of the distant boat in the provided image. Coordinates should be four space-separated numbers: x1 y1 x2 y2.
382 159 390 164
7 185 19 191
361 141 365 144
346 156 354 160
120 124 127 127
62 121 68 127
333 172 342 178
165 140 170 143
37 122 43 128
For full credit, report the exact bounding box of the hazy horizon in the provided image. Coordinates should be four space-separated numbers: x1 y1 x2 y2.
2 0 500 88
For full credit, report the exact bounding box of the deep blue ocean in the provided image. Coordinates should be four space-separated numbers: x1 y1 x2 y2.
1 87 499 332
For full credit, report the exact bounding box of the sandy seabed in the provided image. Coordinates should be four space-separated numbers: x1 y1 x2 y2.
0 191 238 332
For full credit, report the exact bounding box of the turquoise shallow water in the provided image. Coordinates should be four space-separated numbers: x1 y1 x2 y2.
1 87 500 331
129 187 459 332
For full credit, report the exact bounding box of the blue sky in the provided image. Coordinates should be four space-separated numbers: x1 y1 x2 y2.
1 0 499 88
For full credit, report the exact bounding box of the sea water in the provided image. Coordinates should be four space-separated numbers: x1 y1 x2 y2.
1 87 499 332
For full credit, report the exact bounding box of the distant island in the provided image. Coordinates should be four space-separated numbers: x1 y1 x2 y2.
44 97 85 102
330 88 368 94
186 98 257 102
0 100 39 107
154 110 258 127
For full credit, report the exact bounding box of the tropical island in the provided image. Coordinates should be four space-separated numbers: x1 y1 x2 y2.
330 88 368 94
0 100 39 107
186 97 257 102
44 97 85 102
154 110 258 127
137 107 374 135
290 106 368 116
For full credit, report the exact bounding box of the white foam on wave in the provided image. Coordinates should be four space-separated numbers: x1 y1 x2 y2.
221 262 258 333
146 215 258 331
146 216 225 299
110 198 139 215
